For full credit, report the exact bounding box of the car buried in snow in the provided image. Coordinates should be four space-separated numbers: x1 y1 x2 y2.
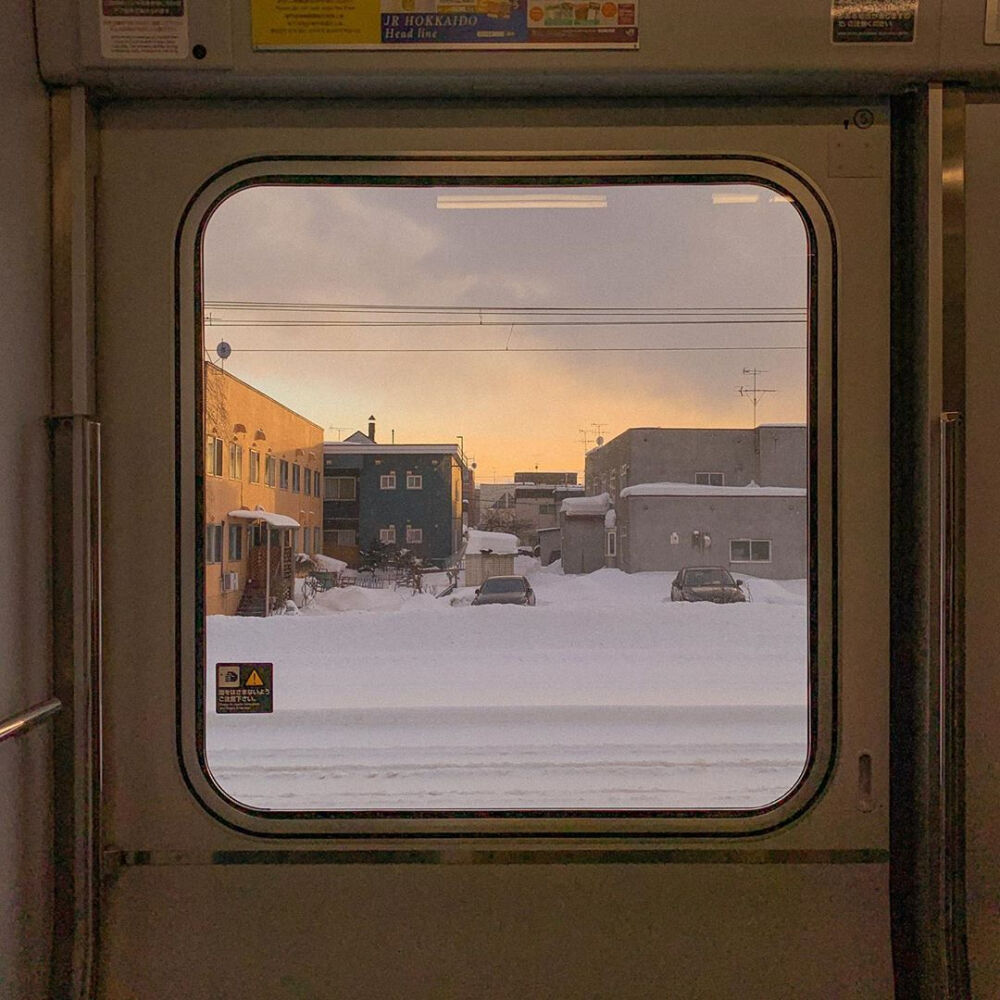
670 566 747 604
471 575 537 607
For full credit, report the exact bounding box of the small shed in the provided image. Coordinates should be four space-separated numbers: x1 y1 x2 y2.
559 493 612 575
463 529 518 588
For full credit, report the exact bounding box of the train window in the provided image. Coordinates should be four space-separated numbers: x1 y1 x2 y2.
194 171 821 825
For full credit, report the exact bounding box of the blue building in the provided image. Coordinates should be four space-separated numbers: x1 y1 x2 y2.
323 423 464 569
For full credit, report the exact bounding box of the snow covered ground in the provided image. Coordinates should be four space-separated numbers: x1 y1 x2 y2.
205 559 809 811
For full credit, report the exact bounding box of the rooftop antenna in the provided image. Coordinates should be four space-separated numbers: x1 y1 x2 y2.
579 428 592 452
326 425 351 441
737 367 776 428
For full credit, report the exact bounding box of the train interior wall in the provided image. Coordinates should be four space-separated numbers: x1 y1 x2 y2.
0 1 54 997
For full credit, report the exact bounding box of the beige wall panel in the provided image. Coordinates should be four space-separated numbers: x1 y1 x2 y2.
0 1 54 996
964 99 1000 1000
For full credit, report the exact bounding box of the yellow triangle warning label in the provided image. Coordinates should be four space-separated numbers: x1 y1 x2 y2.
245 669 265 687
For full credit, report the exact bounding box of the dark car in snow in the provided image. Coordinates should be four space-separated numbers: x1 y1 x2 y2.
471 575 537 606
670 566 747 603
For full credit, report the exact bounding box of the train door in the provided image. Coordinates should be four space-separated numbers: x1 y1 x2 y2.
82 97 894 998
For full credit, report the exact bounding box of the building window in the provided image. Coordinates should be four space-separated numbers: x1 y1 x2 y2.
205 523 223 564
606 529 617 557
406 474 422 490
228 522 243 561
292 463 301 492
314 474 321 498
304 468 312 495
265 455 276 487
696 472 726 486
249 450 260 484
539 503 556 515
730 539 771 563
379 526 396 544
406 526 423 544
325 476 357 500
333 529 356 546
314 528 322 551
279 459 289 490
206 435 223 477
228 442 243 480
380 472 397 490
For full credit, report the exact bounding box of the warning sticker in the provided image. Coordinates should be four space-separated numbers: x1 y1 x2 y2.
216 663 274 714
100 0 189 59
831 0 916 42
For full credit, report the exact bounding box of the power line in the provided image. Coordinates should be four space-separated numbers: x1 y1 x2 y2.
218 346 805 354
204 300 807 315
205 318 805 328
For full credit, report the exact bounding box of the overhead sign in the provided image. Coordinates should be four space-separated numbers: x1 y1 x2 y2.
251 1 639 49
216 662 274 714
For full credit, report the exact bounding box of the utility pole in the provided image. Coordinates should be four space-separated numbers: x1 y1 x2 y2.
737 368 776 428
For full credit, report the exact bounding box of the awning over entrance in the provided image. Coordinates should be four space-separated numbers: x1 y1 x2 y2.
227 508 300 528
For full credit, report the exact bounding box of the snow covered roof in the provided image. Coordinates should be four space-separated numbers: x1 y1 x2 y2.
464 529 519 555
324 442 461 456
561 492 612 516
228 508 301 528
309 553 348 572
620 482 806 499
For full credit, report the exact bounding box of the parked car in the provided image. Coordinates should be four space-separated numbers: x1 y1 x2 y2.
471 575 537 606
670 566 747 603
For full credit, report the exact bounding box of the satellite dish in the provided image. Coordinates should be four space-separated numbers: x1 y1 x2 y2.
471 462 477 470
595 435 605 446
216 341 232 360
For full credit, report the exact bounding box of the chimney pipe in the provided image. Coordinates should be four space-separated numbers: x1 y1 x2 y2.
368 415 376 442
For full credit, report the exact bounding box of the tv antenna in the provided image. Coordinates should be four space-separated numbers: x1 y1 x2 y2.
737 368 776 427
579 428 592 452
326 425 351 441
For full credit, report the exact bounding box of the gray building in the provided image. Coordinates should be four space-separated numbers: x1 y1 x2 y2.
616 482 807 579
585 425 806 503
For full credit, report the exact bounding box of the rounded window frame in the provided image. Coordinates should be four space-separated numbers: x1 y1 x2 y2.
176 155 836 841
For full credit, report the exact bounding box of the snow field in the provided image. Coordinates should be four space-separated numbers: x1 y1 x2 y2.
205 562 810 810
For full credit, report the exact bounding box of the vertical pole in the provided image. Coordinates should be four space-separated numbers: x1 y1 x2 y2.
265 526 271 617
49 86 100 1000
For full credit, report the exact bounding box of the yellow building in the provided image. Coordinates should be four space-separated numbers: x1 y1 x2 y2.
204 362 324 616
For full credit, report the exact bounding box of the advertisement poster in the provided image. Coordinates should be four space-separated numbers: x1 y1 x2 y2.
251 0 639 49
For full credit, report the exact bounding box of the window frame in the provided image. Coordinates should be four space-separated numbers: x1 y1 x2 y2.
248 449 260 484
380 472 397 490
205 522 223 564
228 441 242 480
696 472 726 486
379 525 397 544
406 526 423 544
730 538 773 563
205 435 223 477
325 476 357 500
406 473 423 490
179 154 836 841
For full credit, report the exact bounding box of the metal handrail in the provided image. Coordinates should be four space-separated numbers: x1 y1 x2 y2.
0 698 62 744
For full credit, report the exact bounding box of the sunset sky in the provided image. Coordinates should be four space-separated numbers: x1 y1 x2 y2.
202 182 808 482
